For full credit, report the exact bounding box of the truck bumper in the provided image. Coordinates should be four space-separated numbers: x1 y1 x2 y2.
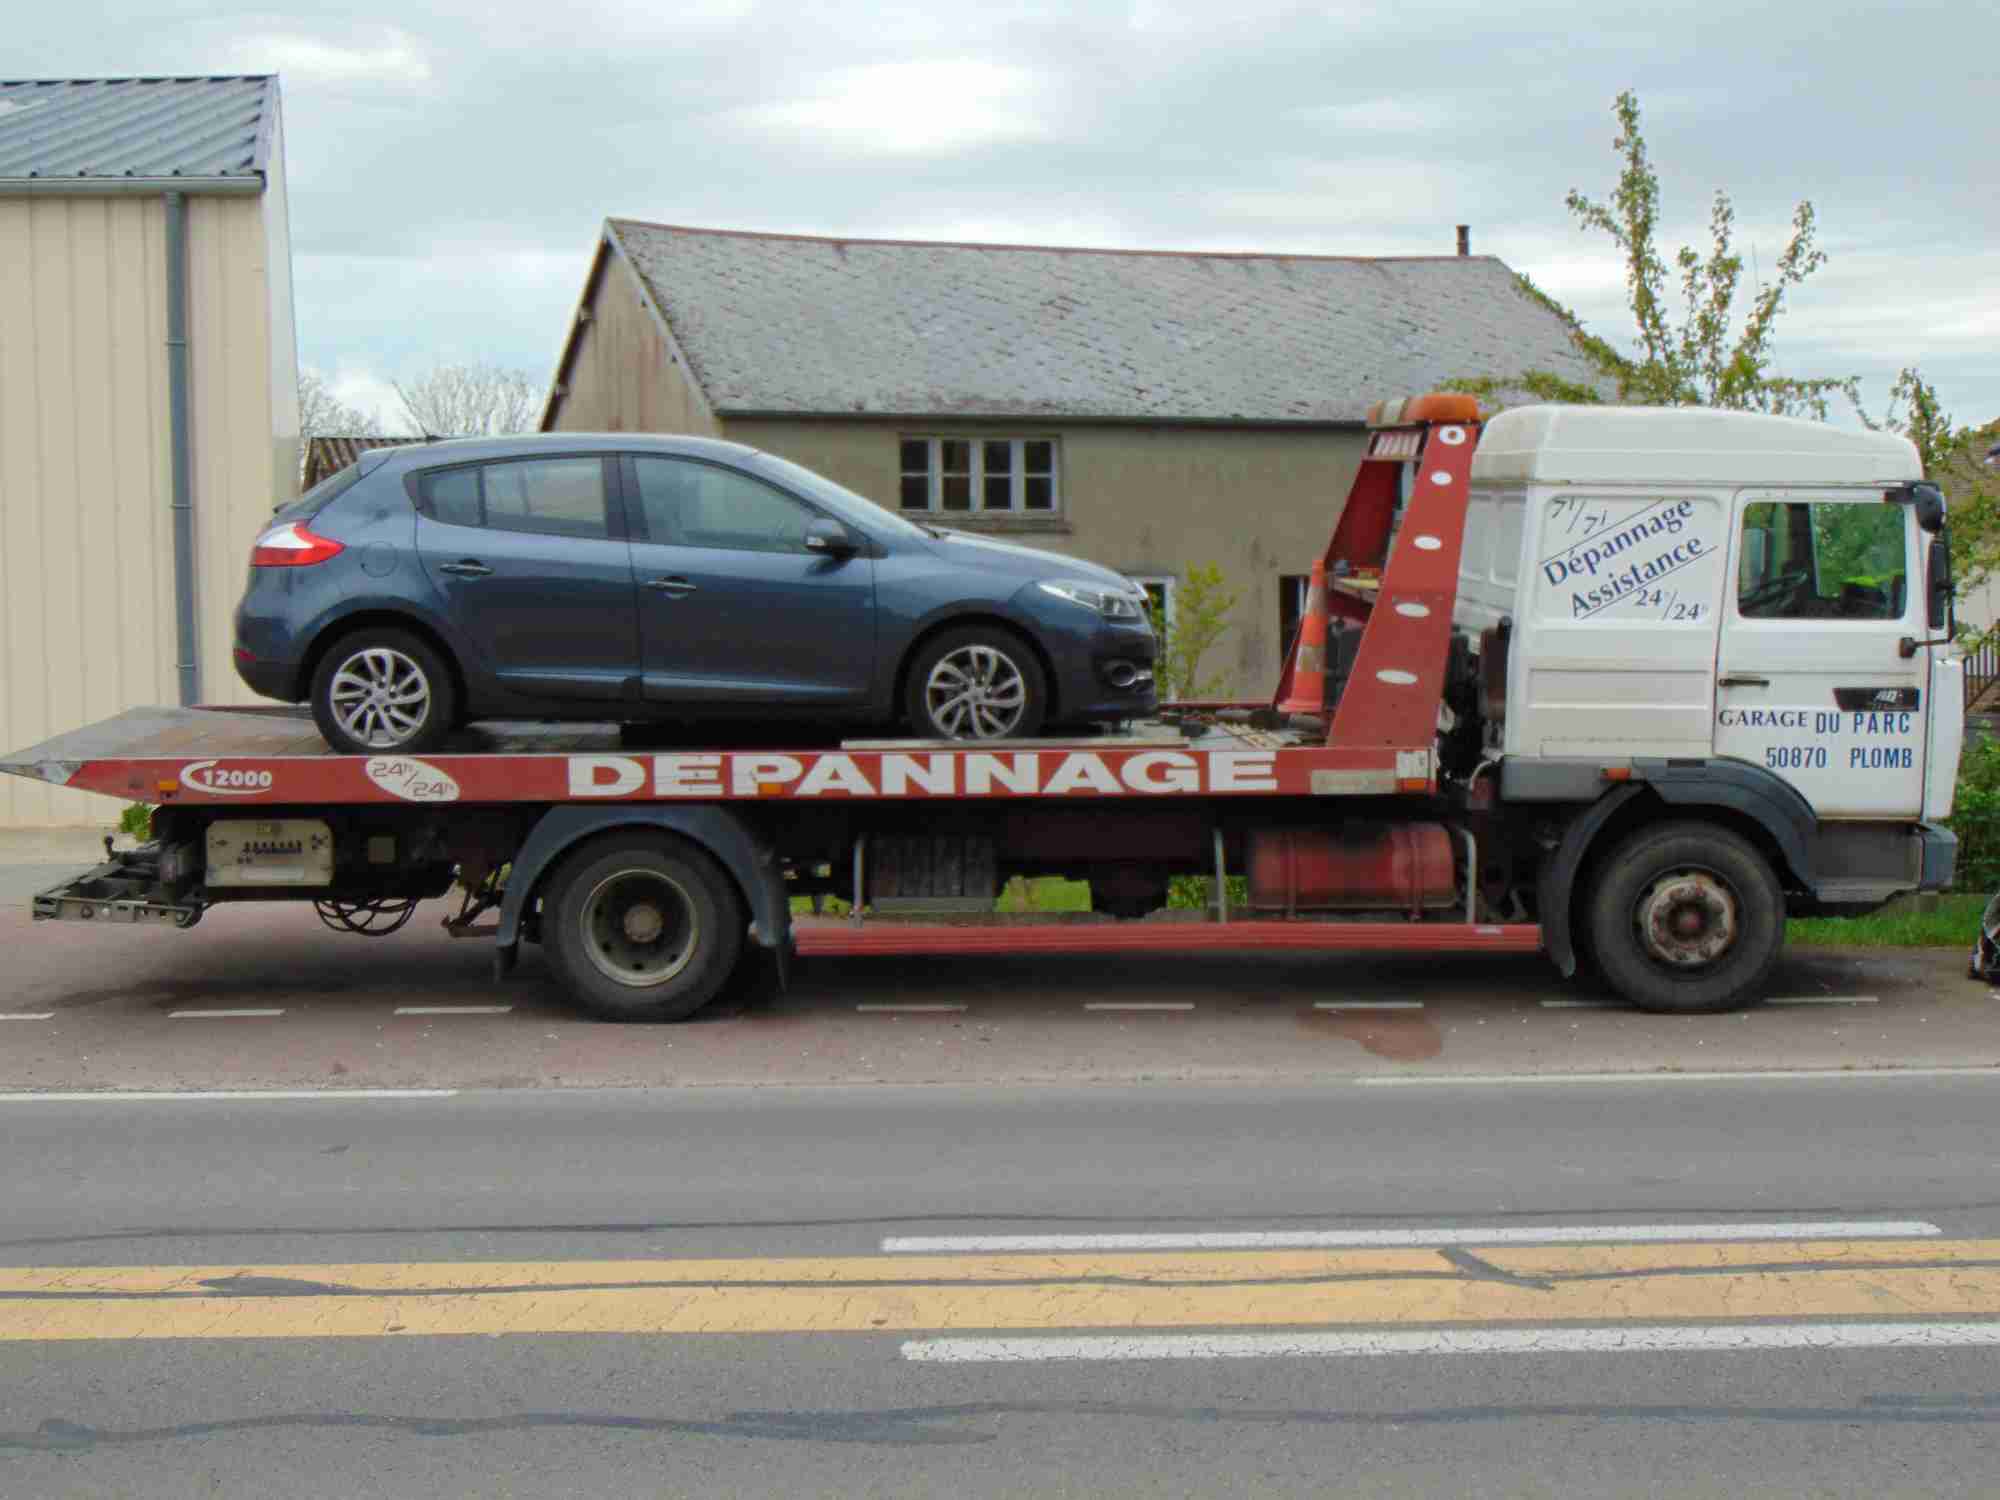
1917 822 1958 892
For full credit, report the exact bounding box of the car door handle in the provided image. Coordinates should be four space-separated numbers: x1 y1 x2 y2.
647 576 696 595
1718 673 1770 688
438 560 493 577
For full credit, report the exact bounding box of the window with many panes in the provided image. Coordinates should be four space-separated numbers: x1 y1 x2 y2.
900 437 1058 514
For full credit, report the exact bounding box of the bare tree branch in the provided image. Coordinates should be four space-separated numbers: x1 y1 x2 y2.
392 363 544 437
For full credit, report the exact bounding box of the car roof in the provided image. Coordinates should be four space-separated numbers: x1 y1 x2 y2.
361 431 765 473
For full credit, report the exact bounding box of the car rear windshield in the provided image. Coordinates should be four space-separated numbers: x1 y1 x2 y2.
271 463 364 523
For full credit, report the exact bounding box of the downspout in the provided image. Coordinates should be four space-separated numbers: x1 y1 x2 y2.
164 191 200 706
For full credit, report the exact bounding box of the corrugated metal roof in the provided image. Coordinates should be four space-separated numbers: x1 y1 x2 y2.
604 220 1605 425
0 76 274 185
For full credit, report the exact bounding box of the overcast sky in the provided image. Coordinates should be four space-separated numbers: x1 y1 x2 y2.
17 1 1998 434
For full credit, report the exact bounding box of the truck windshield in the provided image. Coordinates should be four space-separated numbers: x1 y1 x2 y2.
1737 501 1907 620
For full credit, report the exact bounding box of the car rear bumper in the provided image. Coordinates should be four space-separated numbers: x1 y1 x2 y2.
233 645 301 702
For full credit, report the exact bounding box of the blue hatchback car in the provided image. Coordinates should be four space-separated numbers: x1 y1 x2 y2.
235 434 1157 754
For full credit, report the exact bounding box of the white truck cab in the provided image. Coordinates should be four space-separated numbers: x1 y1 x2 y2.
1456 403 1961 910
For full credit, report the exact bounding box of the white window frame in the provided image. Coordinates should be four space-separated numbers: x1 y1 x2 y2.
1132 575 1175 633
899 436 1060 515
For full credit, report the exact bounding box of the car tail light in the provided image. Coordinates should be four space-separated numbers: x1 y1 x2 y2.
250 521 344 567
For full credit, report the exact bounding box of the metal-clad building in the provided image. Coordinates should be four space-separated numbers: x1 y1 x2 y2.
541 219 1603 699
0 76 298 826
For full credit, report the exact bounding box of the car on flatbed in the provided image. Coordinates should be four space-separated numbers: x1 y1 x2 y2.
234 434 1158 754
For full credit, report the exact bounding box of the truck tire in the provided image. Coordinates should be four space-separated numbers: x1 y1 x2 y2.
1586 822 1783 1014
542 832 744 1022
905 626 1048 740
310 627 457 755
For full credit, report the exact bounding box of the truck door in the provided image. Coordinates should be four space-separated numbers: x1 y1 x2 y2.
1716 491 1924 816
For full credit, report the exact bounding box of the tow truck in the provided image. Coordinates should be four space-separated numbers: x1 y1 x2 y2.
4 394 1963 1019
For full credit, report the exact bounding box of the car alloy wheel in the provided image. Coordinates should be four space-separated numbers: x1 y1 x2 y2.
328 646 434 749
924 643 1029 739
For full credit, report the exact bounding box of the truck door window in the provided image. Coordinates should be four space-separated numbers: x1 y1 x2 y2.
1736 501 1906 620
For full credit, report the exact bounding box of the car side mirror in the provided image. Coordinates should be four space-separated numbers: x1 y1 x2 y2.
804 518 858 557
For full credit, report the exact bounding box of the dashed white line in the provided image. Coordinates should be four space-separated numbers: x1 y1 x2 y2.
1767 995 1879 1006
167 1008 284 1019
1541 999 1617 1009
902 1322 2000 1364
1084 1002 1195 1012
394 1005 514 1016
0 1013 54 1021
0 1089 460 1102
1315 1001 1424 1012
881 1220 1939 1254
856 1004 968 1014
1357 1067 2000 1086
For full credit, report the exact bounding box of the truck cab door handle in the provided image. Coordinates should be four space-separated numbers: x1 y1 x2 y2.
1718 673 1770 688
648 576 696 595
438 559 492 577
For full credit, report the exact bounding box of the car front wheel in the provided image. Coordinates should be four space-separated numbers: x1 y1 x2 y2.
905 627 1048 740
310 627 458 755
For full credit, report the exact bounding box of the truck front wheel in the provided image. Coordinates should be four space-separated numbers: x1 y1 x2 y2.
543 832 744 1022
1586 822 1783 1014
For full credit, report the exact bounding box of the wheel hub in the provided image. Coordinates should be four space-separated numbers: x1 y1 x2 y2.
1636 871 1738 968
622 903 665 944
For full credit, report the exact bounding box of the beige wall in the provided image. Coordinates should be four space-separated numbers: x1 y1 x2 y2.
724 417 1365 699
0 190 287 826
545 249 718 438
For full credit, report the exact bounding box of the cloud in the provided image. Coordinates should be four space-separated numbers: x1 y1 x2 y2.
224 29 432 87
727 60 1056 155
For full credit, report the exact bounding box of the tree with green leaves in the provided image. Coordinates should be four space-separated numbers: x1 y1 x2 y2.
1875 367 2000 633
1451 90 1857 420
1147 563 1240 701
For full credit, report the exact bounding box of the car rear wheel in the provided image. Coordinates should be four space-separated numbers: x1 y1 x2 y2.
310 627 457 755
905 627 1048 740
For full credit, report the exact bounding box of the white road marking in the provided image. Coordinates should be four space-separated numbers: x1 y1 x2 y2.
856 1004 968 1013
0 1013 54 1021
902 1322 2000 1364
1767 995 1879 1006
394 1005 514 1015
1541 999 1617 1009
1084 1002 1195 1012
167 1008 284 1019
1357 1066 2000 1086
881 1220 1939 1254
1315 1001 1424 1011
0 1090 460 1102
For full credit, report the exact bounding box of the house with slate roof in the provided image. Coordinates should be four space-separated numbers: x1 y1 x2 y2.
0 75 298 827
541 219 1601 698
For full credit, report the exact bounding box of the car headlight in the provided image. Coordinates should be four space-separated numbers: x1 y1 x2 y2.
1037 579 1148 622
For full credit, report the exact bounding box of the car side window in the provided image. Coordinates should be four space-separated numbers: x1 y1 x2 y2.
420 458 610 539
631 457 814 555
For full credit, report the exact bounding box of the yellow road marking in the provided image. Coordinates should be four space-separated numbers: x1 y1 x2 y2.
2 1239 1997 1342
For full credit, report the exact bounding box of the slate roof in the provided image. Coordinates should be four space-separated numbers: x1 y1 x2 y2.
0 76 275 186
600 219 1604 426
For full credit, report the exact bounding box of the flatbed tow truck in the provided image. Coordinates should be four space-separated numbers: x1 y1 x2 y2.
4 395 1964 1019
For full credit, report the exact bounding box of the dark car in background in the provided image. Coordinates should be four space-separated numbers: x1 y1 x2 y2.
234 434 1157 754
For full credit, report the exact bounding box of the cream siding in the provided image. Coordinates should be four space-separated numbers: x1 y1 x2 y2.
546 249 719 438
0 190 285 826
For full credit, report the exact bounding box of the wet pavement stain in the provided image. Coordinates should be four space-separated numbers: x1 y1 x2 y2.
1296 1007 1443 1061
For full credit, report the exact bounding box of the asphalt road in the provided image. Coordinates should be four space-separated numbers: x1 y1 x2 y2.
7 1075 2000 1497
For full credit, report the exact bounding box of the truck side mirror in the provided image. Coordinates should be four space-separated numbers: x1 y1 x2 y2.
1928 535 1953 632
1886 481 1947 534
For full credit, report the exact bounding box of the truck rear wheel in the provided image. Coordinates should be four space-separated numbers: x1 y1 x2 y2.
543 832 743 1022
1586 822 1783 1014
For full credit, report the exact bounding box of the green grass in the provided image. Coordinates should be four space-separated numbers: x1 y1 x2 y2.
1787 894 1986 949
996 877 1092 913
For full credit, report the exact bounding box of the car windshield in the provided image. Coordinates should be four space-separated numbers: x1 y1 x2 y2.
750 453 939 543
